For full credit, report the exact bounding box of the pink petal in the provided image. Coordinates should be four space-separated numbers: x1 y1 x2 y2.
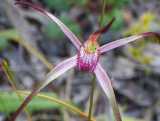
15 1 82 50
10 55 77 121
99 32 160 54
94 63 122 121
38 55 77 91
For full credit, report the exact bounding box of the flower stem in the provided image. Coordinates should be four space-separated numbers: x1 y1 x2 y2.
88 75 96 121
88 1 106 120
99 0 106 27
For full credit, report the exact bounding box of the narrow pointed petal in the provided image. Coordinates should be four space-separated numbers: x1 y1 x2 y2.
94 63 122 121
10 55 77 121
94 17 116 35
38 55 77 91
99 32 160 54
15 1 82 50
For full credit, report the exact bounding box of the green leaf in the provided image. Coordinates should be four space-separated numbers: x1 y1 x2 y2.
104 0 132 7
0 92 61 114
0 91 96 121
43 14 81 39
0 37 9 51
100 0 132 31
69 0 87 6
43 0 70 11
44 0 87 10
102 9 124 31
0 29 19 51
0 29 19 40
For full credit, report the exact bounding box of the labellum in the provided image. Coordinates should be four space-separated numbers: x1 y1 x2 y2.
77 34 100 72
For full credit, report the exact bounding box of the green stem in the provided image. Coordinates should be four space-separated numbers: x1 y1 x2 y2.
88 75 96 121
88 1 106 120
99 0 106 27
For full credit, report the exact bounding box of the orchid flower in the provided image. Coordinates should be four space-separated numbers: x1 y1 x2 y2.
11 1 160 121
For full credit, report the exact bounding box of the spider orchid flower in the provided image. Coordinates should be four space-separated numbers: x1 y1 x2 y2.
11 1 160 121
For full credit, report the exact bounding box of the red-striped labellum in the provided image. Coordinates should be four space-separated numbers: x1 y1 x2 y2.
77 34 100 72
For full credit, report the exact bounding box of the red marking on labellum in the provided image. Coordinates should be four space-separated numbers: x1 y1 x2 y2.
88 33 100 42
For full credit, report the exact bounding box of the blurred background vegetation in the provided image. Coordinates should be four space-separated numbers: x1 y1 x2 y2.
0 0 160 121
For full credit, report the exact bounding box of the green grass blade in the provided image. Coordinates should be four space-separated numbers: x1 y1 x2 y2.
1 60 32 121
0 29 53 69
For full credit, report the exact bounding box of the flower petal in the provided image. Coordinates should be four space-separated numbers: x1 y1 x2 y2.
10 55 77 121
94 17 115 35
15 1 82 50
38 55 77 91
99 32 160 54
94 63 122 121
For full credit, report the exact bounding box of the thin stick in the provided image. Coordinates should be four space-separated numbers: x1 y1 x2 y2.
99 0 106 27
88 75 96 121
1 60 32 121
